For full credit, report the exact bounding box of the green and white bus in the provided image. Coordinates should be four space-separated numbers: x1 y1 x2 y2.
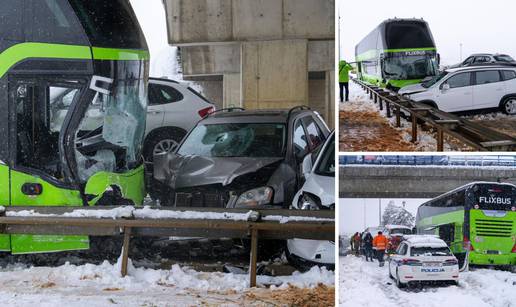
355 18 439 91
416 182 516 269
0 0 149 254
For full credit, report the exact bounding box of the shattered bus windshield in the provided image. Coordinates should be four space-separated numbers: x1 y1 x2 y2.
74 79 147 181
384 55 438 80
178 123 286 158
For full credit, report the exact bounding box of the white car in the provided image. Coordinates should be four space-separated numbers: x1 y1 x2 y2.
144 78 215 161
388 235 459 288
287 131 335 270
399 66 516 114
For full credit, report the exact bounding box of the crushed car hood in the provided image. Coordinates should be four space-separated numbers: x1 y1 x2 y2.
398 83 427 95
167 155 284 189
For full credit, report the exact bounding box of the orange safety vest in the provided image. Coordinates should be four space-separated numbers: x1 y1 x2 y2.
373 235 388 250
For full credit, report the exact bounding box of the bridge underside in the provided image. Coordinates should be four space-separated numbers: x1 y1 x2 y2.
340 165 516 198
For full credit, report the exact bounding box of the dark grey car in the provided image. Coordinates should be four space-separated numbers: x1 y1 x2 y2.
152 107 330 208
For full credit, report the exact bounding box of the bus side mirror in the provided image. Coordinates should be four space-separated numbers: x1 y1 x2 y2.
90 75 113 95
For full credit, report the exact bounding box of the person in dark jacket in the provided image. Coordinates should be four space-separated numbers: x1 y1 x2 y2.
363 232 374 262
352 232 362 256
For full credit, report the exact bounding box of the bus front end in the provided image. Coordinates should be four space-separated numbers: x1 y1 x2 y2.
381 49 439 91
467 183 516 267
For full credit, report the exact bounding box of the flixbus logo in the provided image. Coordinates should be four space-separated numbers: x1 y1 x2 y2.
478 196 512 205
404 50 427 56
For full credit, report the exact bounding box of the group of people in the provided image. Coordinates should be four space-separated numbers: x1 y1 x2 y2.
349 231 389 267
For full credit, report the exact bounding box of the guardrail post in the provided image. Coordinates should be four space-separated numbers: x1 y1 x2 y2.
386 101 391 117
411 115 417 143
249 227 258 287
395 106 401 127
379 97 383 111
121 226 132 277
437 128 444 151
369 89 373 100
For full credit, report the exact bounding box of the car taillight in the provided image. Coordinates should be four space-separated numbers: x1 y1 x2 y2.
401 258 422 266
443 259 458 266
198 106 214 118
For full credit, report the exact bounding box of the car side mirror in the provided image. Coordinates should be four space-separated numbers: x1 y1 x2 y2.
441 83 450 91
301 153 313 179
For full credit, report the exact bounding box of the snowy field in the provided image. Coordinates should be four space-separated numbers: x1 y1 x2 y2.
339 255 516 307
0 256 334 306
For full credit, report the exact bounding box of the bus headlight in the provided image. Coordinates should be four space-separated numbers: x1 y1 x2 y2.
235 187 273 208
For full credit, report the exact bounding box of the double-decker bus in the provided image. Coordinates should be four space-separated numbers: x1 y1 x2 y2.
0 0 149 254
416 182 516 269
355 18 439 91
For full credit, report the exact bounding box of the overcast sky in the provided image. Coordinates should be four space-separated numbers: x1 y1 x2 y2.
339 198 429 235
338 0 516 65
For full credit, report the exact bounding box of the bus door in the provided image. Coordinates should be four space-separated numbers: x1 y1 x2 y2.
8 76 89 254
438 223 455 246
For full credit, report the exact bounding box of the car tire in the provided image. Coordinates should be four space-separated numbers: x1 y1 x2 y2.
453 280 459 286
143 129 184 162
501 96 516 115
396 269 405 288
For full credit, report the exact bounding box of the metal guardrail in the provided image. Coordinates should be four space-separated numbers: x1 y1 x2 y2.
352 78 516 151
0 206 334 287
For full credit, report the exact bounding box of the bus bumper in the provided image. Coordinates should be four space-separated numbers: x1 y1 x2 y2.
469 252 516 266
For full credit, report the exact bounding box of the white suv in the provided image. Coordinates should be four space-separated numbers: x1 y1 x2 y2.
388 235 459 288
144 78 215 161
399 66 516 114
287 131 335 270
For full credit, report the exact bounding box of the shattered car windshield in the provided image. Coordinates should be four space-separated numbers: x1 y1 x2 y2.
74 79 147 181
178 123 286 158
384 55 438 80
410 246 451 257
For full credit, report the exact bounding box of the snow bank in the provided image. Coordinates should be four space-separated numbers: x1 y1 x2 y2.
262 215 334 224
133 206 252 221
6 206 334 224
340 255 516 307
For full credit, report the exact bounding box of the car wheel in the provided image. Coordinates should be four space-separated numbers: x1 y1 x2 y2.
143 130 183 162
453 280 459 286
396 269 405 288
501 97 516 115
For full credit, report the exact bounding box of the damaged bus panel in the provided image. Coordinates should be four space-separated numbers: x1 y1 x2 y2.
0 0 149 253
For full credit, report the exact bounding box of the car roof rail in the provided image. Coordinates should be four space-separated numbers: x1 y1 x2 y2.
207 107 246 117
287 105 311 119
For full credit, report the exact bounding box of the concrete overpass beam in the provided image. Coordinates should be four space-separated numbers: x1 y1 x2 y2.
223 73 242 108
180 44 240 76
241 39 308 109
165 0 233 44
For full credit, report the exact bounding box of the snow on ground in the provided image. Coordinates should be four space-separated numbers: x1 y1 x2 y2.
339 255 516 307
0 257 334 306
341 80 474 151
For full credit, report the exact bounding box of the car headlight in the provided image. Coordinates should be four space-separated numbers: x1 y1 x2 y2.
235 187 273 208
299 193 320 210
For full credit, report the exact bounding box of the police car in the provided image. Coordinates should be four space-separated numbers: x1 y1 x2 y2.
388 235 459 288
